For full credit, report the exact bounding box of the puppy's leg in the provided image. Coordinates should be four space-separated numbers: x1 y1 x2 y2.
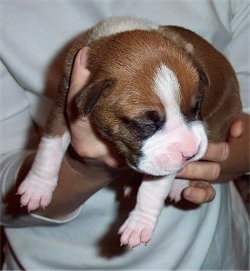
18 90 70 211
119 174 176 248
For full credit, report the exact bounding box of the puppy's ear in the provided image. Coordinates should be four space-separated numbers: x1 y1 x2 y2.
76 77 115 117
190 55 210 88
197 67 209 87
191 59 210 87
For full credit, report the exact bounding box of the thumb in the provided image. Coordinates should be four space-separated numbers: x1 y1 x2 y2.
67 47 91 106
229 117 244 138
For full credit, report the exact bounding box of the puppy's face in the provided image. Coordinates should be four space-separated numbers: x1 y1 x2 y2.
76 30 208 176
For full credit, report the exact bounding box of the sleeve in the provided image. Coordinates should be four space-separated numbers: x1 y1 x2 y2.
224 0 250 113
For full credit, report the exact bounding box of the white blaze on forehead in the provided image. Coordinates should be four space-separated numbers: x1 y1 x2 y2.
153 63 181 115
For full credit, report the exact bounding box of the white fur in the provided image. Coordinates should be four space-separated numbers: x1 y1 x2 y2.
18 132 70 211
87 17 156 44
154 63 181 115
119 174 176 248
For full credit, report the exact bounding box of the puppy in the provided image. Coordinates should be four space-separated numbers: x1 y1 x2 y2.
18 17 242 248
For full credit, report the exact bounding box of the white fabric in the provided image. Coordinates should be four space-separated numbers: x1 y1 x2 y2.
0 0 249 270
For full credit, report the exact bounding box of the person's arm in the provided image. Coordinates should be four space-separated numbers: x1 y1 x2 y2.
17 151 117 220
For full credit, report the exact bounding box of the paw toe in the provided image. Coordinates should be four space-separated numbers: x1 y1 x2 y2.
141 229 152 245
17 180 29 195
40 193 52 209
119 223 153 248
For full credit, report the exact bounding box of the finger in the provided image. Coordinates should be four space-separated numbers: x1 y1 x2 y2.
67 47 91 105
229 117 244 138
203 142 229 162
177 161 220 181
183 181 216 204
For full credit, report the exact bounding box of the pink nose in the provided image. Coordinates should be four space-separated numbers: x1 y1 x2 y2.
178 126 200 159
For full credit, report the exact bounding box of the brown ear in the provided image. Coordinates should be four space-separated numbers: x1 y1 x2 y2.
190 58 210 87
75 77 115 117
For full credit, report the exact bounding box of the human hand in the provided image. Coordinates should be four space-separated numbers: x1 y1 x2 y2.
177 117 245 204
67 48 120 168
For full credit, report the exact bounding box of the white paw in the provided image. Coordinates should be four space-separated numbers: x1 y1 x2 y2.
17 170 56 211
118 211 155 248
169 179 189 202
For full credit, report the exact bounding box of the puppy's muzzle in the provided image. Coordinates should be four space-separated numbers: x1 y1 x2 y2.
134 120 208 176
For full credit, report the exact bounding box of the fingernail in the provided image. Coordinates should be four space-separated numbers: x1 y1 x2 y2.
236 121 244 138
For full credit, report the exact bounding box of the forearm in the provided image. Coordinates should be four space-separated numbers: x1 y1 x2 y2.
17 150 117 220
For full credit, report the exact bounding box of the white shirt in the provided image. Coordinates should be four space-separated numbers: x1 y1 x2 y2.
0 0 249 269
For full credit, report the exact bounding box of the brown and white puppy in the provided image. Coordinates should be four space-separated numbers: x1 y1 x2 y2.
18 17 242 248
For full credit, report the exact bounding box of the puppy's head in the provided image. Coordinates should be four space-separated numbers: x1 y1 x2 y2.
76 30 209 176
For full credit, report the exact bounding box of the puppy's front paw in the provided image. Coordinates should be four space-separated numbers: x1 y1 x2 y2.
118 211 155 248
17 171 56 211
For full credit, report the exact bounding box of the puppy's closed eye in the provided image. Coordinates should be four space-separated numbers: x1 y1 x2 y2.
121 110 165 139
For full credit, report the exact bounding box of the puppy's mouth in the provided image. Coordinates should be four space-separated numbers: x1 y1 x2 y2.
130 166 179 177
128 161 185 177
125 155 184 177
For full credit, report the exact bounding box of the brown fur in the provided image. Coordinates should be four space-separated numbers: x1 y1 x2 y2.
45 24 242 165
